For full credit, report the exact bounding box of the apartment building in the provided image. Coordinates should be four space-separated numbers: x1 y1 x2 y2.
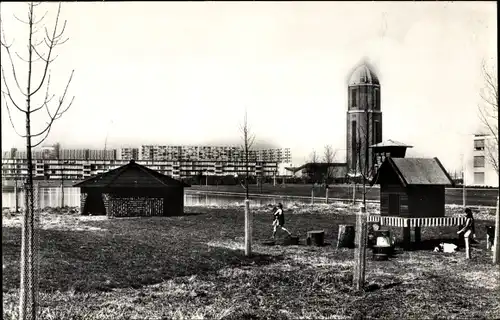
2 147 117 161
118 148 139 160
464 133 498 187
1 158 279 181
140 145 291 163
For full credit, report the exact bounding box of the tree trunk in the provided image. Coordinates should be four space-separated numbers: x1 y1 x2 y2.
353 204 367 291
244 199 252 256
20 115 37 320
493 196 499 264
15 179 19 213
61 166 64 208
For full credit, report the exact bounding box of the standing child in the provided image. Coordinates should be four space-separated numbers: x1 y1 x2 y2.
272 203 292 239
457 207 475 259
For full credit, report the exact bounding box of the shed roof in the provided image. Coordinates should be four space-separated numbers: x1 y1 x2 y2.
374 157 454 186
73 160 190 188
370 139 413 148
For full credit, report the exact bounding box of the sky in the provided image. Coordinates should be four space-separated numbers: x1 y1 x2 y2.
0 2 497 171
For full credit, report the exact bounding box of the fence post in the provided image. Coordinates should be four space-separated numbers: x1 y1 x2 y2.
493 196 499 264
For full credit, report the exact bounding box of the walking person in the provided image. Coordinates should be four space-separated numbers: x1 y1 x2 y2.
272 203 292 240
457 207 475 259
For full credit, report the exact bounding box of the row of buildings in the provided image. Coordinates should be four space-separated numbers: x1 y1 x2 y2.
1 158 285 181
2 145 291 163
1 145 292 182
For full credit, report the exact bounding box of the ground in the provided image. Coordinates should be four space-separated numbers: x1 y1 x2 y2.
2 203 499 320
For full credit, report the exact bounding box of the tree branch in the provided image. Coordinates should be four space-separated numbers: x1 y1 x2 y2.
31 72 55 113
31 3 64 97
31 124 53 148
33 10 48 25
31 70 74 138
2 94 27 137
1 24 28 97
1 65 27 113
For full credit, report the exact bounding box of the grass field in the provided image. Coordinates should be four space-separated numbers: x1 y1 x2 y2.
2 203 499 320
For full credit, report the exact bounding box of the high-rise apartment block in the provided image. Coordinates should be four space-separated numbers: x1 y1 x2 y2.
464 133 498 187
1 144 291 181
118 148 139 160
140 145 291 163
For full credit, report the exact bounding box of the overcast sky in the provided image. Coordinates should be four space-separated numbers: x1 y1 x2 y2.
0 2 497 170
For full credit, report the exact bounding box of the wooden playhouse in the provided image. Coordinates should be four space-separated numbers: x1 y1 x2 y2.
369 156 466 249
74 160 190 217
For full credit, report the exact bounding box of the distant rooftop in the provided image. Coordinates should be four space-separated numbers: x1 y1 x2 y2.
370 139 413 148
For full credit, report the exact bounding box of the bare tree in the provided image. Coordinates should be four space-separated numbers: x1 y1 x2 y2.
478 60 498 174
239 110 255 200
240 110 255 257
478 59 499 265
356 112 376 208
1 3 75 319
309 149 318 163
323 145 336 164
323 144 337 183
352 109 375 291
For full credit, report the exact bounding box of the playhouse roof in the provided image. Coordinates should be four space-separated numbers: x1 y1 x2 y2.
374 157 454 187
73 160 190 189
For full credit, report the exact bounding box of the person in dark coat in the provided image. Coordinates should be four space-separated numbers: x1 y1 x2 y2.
457 207 475 259
272 203 292 239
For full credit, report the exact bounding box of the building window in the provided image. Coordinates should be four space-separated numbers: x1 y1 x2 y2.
351 88 357 108
474 139 485 151
374 88 380 110
473 156 485 168
351 120 357 169
474 172 485 185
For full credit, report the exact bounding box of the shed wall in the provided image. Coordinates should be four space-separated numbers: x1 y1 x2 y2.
380 184 409 216
407 185 445 217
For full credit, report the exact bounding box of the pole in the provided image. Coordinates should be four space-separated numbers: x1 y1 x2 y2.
244 199 252 256
352 181 356 204
15 177 19 213
493 196 500 264
61 159 65 208
326 186 329 204
462 154 466 208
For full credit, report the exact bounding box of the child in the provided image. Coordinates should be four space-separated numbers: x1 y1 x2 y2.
272 203 292 240
457 208 475 259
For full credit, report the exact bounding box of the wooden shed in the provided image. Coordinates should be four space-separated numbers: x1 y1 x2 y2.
369 157 463 249
73 160 190 217
373 157 454 217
